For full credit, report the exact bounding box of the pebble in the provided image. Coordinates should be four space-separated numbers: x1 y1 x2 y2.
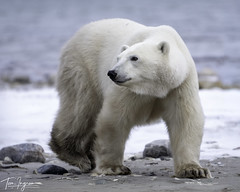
37 164 68 175
95 179 107 185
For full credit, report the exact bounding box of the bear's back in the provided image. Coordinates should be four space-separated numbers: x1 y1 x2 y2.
61 18 146 73
80 18 145 42
60 19 194 96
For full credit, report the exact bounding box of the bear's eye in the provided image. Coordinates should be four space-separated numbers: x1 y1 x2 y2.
130 56 138 61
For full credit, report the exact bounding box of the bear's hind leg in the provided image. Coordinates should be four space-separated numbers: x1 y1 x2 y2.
50 62 102 172
49 126 95 172
58 151 94 172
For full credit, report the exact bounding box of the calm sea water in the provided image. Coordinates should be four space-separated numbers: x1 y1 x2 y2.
0 0 240 87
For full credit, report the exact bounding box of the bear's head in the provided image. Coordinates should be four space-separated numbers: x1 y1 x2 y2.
107 41 189 98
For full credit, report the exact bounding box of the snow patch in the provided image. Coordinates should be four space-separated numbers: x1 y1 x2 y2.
0 88 239 160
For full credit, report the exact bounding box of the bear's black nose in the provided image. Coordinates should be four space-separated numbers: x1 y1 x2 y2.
107 70 117 81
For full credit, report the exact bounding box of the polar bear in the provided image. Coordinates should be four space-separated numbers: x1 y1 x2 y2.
49 18 211 178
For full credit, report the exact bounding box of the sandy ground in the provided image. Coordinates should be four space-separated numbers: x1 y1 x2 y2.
1 156 240 192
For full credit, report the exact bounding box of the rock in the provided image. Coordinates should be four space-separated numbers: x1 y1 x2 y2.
198 68 223 89
233 147 240 150
144 171 157 176
95 179 107 185
2 74 30 85
68 169 82 175
128 152 143 161
0 163 22 169
37 164 68 175
143 140 171 159
44 73 56 86
2 156 14 164
13 75 30 84
0 143 45 164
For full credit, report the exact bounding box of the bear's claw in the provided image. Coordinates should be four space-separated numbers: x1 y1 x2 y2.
176 164 212 179
96 165 131 175
76 158 93 173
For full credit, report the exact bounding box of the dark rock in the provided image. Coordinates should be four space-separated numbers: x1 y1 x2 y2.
129 156 137 161
143 140 171 159
0 143 45 164
160 157 171 161
37 164 68 175
233 147 240 150
13 76 30 84
143 171 157 176
2 75 30 85
128 152 143 161
68 169 82 175
198 68 223 89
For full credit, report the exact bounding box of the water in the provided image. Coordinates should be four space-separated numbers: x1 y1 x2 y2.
0 0 240 87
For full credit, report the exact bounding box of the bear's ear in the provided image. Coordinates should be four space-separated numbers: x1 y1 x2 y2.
120 45 129 52
158 41 169 55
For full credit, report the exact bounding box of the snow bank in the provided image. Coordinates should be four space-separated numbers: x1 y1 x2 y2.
0 89 58 152
0 88 239 160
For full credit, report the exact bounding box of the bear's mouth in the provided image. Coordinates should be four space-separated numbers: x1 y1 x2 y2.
115 78 132 84
107 70 131 84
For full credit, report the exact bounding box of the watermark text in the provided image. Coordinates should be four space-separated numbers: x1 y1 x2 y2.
1 177 42 191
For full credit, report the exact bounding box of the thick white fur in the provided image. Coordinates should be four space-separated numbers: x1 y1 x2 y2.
50 18 211 178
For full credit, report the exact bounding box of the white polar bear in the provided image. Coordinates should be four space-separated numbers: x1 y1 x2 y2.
49 18 211 178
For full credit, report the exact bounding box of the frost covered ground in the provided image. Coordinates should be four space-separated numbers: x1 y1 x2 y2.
0 88 239 160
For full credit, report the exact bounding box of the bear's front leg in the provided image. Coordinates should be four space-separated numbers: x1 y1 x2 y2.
163 87 211 179
94 100 132 175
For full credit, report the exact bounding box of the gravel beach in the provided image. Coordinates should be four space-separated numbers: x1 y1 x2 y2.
1 156 240 192
1 1 240 191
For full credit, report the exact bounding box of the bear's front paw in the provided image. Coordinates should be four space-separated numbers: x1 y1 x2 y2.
176 164 212 179
75 157 94 173
96 165 131 175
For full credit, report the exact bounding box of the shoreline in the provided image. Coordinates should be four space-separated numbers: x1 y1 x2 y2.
1 156 240 192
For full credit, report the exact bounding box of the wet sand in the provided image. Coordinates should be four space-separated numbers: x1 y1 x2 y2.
1 156 240 192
